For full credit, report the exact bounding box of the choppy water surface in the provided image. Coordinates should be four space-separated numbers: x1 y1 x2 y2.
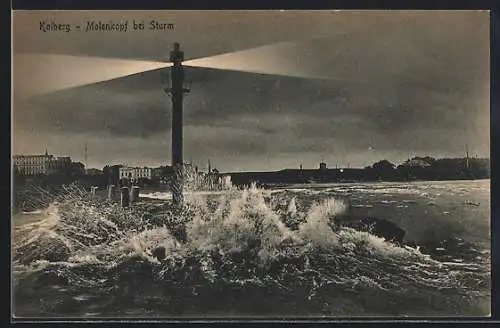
12 180 490 317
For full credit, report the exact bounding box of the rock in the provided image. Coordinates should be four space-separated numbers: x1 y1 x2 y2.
364 217 405 243
152 246 166 261
337 216 406 244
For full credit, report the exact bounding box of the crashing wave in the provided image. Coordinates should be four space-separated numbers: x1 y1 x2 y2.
12 183 490 316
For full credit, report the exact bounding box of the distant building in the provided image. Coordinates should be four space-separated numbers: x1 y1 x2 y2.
319 162 327 171
51 156 71 171
119 166 159 182
152 167 162 178
401 158 432 168
13 153 52 176
13 150 73 176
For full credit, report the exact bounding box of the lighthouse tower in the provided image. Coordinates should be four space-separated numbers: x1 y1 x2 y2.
165 43 190 208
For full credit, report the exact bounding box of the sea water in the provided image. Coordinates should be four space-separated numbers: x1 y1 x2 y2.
12 180 491 317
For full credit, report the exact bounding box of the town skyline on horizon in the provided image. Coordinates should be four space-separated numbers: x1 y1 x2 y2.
12 146 488 173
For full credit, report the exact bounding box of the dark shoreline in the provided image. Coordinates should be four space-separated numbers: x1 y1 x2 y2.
255 177 491 190
226 172 490 189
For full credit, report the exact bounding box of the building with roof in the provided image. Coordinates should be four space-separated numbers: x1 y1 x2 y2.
13 150 73 176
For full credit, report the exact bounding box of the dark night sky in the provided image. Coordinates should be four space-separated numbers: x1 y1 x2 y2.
12 11 490 172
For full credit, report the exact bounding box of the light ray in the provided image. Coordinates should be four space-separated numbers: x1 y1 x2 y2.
13 41 367 99
184 43 368 83
13 54 172 98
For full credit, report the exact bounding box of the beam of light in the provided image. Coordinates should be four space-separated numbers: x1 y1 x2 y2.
13 54 172 98
13 40 367 99
184 43 368 84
